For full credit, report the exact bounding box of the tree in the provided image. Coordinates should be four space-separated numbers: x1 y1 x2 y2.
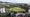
6 4 16 12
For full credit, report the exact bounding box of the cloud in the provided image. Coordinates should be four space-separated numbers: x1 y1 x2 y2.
0 0 20 3
0 0 30 3
7 0 17 3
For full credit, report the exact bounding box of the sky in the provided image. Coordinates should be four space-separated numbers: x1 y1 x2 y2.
0 0 30 4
